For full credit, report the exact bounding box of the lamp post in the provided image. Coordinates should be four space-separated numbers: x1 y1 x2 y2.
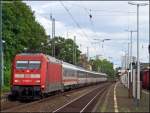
93 38 111 72
73 36 76 65
94 38 111 55
94 38 111 48
125 30 137 80
50 14 55 57
128 1 148 106
125 29 137 98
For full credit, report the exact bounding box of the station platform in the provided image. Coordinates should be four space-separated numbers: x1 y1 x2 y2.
96 81 150 112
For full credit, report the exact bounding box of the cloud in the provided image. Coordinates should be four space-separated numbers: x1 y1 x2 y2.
24 1 149 67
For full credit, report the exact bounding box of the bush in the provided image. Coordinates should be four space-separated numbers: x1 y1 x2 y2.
2 85 10 92
4 63 11 86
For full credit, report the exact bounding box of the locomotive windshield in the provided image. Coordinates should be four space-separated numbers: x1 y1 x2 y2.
16 61 41 69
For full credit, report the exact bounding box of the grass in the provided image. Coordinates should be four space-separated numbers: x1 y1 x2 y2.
1 85 10 96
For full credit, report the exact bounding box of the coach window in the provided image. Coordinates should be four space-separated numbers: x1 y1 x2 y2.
71 70 73 77
67 70 69 76
91 73 94 78
90 73 92 78
97 74 99 78
77 71 79 77
83 72 86 78
64 69 66 76
64 69 68 76
81 71 83 77
88 73 91 78
72 70 75 77
79 71 81 77
82 71 85 78
68 69 71 77
95 74 97 78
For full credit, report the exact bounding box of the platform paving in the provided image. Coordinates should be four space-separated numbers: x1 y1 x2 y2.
96 81 150 112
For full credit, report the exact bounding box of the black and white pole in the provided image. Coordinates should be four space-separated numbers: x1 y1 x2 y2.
50 14 55 57
53 18 55 57
128 1 148 106
126 43 129 89
125 30 137 98
129 30 136 85
74 36 76 65
87 46 89 61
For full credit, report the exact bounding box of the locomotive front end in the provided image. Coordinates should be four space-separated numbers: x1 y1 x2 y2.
11 54 46 100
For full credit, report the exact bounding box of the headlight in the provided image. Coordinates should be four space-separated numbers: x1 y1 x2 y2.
14 80 20 82
35 80 40 83
15 74 24 78
30 74 40 78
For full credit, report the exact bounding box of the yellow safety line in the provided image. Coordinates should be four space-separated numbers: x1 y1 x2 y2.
114 82 119 112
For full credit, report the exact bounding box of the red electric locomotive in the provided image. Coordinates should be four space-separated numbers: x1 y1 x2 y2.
10 53 107 100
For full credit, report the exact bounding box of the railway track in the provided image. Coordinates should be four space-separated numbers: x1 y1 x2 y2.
1 89 77 112
1 82 111 112
53 83 110 112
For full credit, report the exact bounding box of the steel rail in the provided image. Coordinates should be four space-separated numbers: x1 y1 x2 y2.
53 83 110 112
2 83 107 112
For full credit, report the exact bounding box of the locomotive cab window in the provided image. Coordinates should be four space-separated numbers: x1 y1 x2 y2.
16 60 41 69
16 61 28 69
29 61 41 69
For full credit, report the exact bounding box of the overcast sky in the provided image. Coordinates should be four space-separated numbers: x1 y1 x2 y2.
24 1 149 68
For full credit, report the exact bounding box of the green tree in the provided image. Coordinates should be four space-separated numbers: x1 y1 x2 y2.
49 37 81 64
2 1 48 87
89 59 115 78
2 1 81 89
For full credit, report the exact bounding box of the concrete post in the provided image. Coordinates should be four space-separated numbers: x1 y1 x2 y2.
132 69 136 98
